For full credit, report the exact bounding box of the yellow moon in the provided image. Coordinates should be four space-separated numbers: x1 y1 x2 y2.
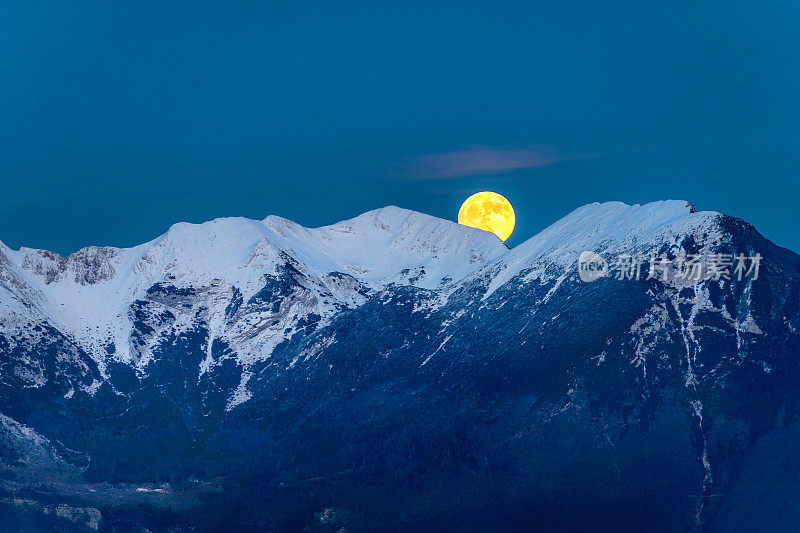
458 191 515 241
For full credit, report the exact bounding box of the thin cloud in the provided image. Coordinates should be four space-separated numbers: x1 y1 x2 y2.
408 145 562 179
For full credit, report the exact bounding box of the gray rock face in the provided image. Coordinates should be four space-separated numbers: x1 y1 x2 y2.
68 247 118 285
20 246 117 286
21 249 68 284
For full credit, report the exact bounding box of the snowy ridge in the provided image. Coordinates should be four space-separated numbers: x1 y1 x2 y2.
0 206 507 371
0 200 728 380
264 206 507 289
480 200 721 296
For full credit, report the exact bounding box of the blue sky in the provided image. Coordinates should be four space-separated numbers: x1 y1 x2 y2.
1 1 799 254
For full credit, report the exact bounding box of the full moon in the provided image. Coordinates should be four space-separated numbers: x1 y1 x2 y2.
458 191 515 241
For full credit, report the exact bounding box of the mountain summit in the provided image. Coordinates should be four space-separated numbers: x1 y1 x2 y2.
1 200 799 531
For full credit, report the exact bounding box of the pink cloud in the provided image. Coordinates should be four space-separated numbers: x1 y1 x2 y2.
409 145 561 179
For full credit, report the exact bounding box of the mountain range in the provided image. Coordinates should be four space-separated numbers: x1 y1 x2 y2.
1 200 799 532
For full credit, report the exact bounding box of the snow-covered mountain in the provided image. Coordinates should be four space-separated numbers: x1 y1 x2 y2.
1 200 799 531
1 207 504 372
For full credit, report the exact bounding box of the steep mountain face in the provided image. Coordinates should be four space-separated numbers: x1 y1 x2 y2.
1 201 799 532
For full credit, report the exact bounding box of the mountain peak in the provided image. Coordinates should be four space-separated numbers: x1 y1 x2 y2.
260 206 508 290
479 200 723 296
516 199 720 260
319 205 472 235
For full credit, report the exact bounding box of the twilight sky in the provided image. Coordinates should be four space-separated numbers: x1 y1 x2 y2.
1 1 799 254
